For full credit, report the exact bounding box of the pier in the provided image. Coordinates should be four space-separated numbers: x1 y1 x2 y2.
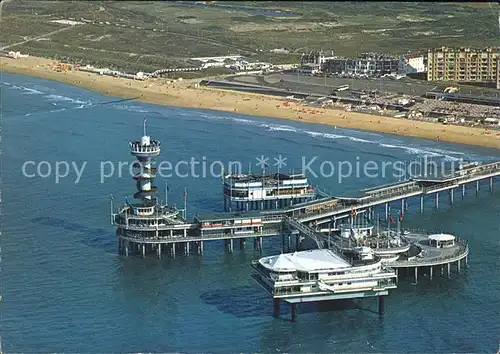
110 119 498 321
112 120 500 258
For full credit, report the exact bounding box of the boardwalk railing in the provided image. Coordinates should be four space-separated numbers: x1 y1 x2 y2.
122 227 282 243
282 216 351 262
294 166 500 223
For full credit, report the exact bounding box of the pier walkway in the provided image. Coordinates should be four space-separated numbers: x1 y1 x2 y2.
259 160 500 225
282 216 323 249
386 233 469 269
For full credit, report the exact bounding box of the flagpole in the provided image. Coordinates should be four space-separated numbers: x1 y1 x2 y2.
229 164 232 212
248 162 251 208
397 210 401 236
184 187 187 219
377 213 380 249
165 181 168 206
328 221 331 250
277 163 280 206
110 194 114 225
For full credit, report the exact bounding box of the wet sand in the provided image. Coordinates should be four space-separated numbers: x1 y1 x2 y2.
2 56 500 149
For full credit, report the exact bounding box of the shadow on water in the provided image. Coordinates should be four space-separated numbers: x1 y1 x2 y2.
200 286 376 319
31 216 115 253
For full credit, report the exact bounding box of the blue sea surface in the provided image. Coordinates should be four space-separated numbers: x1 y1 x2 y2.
1 73 500 352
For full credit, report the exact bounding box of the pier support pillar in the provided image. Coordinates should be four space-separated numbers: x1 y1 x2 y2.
447 262 451 278
291 303 297 322
172 243 176 258
200 241 204 255
259 237 263 252
142 243 146 259
457 260 461 274
414 266 418 284
476 181 479 197
287 234 291 252
157 243 162 259
378 296 385 317
420 195 424 214
449 188 454 205
296 234 299 251
273 298 280 317
462 184 466 200
435 192 439 210
395 269 398 284
186 242 190 255
125 242 129 257
465 255 468 268
429 266 433 281
239 238 245 250
281 233 285 253
489 177 493 193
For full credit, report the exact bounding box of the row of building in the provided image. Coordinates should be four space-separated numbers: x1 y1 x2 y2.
187 55 271 71
300 50 406 77
300 47 500 89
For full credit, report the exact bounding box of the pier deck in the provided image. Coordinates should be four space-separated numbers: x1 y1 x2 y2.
115 159 499 258
386 233 469 268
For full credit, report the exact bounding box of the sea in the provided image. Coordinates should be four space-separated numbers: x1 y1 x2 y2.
1 72 499 353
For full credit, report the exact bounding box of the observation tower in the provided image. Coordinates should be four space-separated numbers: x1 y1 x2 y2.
111 119 196 258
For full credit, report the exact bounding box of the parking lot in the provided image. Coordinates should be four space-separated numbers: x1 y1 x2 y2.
230 73 499 99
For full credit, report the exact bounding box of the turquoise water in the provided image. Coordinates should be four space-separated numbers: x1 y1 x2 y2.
1 73 500 352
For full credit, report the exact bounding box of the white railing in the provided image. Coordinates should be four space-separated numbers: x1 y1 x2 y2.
387 238 469 267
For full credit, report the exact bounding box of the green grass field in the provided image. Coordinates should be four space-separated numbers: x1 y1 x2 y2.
1 1 499 74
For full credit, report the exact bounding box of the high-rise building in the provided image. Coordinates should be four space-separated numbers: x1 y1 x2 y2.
497 60 500 89
322 53 405 76
426 46 500 86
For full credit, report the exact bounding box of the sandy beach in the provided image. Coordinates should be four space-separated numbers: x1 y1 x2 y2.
2 56 500 149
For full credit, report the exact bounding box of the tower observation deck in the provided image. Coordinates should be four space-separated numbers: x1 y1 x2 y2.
111 119 197 258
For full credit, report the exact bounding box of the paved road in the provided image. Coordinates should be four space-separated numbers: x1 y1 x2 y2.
0 25 78 51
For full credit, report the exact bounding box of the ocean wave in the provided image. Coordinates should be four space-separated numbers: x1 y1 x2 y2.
232 118 257 125
45 94 88 105
49 108 68 114
74 103 93 110
305 131 345 140
9 85 44 95
379 143 466 161
112 104 149 113
112 107 484 162
258 123 297 132
346 136 371 143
